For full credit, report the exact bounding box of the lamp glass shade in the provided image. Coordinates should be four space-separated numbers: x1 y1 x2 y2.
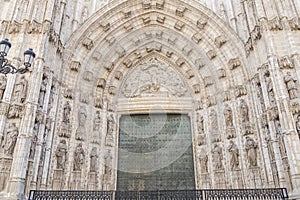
0 39 11 56
24 48 36 67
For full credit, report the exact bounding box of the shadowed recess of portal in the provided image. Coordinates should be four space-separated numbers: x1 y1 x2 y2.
117 114 195 191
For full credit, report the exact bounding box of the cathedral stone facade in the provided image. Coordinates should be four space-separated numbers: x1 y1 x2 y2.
0 0 300 199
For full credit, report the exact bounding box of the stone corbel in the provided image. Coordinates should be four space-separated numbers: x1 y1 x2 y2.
268 17 283 31
155 0 165 9
155 31 163 39
145 31 152 39
97 78 106 88
122 11 132 19
207 95 217 107
245 38 253 55
176 6 187 17
115 46 126 58
94 97 103 109
100 22 110 32
142 0 151 10
174 21 185 31
235 85 247 98
166 51 173 58
168 35 177 45
63 87 74 99
214 35 227 48
156 15 165 24
176 58 185 67
108 86 116 95
27 20 42 34
185 69 194 79
228 58 241 70
222 91 231 102
115 71 123 80
92 50 102 61
193 84 200 94
279 55 294 69
192 33 202 44
195 58 205 69
289 17 300 31
142 16 151 25
105 63 114 72
155 43 162 52
82 37 93 50
197 18 208 30
250 25 261 42
80 92 90 104
124 23 133 31
207 50 216 60
123 59 133 68
8 20 22 34
217 68 226 79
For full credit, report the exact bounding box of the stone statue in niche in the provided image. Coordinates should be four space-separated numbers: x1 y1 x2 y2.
3 123 19 156
210 110 218 130
29 132 38 160
224 104 233 127
73 143 85 171
76 106 87 141
284 72 298 99
90 147 98 172
296 115 300 139
245 137 258 167
199 149 208 173
104 150 113 176
0 76 7 100
13 76 28 104
48 85 55 114
228 140 239 170
105 114 115 146
197 115 204 134
266 76 275 106
62 101 71 124
212 144 224 171
38 77 48 108
55 140 67 170
240 99 249 123
93 111 101 131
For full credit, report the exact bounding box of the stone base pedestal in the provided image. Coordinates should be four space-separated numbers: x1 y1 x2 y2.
0 157 12 192
247 167 263 188
52 169 64 190
200 173 211 189
70 171 81 190
232 169 243 188
214 171 226 189
88 172 98 190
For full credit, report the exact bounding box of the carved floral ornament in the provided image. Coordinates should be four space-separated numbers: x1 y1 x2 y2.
120 58 189 98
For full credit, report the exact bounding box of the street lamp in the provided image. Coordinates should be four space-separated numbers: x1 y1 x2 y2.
0 39 36 74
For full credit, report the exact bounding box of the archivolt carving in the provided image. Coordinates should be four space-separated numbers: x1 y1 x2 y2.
121 58 188 98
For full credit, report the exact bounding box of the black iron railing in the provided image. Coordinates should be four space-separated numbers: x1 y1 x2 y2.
28 188 288 200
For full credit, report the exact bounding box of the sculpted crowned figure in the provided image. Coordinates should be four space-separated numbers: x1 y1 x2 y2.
3 123 19 156
284 72 298 99
0 76 7 100
245 137 258 167
73 143 85 171
228 140 239 170
13 76 28 104
55 140 67 170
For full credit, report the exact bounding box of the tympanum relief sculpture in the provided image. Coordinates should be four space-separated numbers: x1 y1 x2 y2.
121 58 188 98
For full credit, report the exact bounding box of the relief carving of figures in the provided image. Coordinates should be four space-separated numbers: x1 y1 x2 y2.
2 123 19 156
199 149 208 173
105 114 115 146
296 115 300 139
73 143 85 171
62 101 71 124
266 76 275 106
224 104 233 127
212 144 224 171
55 140 67 170
284 72 298 99
38 77 48 108
13 76 28 104
228 140 239 170
93 111 101 131
245 137 258 167
7 104 22 119
76 106 87 141
121 58 187 98
90 147 98 172
0 76 7 100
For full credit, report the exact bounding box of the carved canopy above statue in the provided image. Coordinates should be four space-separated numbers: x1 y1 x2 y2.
120 57 189 98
